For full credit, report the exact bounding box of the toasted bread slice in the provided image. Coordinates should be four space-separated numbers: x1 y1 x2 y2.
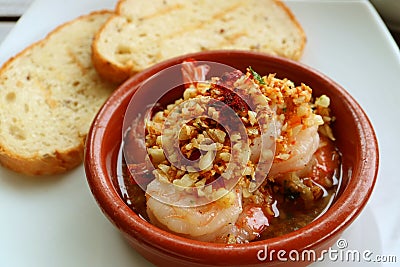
0 11 116 176
92 0 306 84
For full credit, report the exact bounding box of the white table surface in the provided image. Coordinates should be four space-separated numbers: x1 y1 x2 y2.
0 0 399 266
0 0 33 41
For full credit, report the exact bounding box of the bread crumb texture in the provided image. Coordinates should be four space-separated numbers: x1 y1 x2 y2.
0 11 116 175
93 0 306 83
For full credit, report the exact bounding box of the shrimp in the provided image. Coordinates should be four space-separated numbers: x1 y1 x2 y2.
297 135 341 189
248 118 282 164
146 178 272 243
194 202 271 244
146 179 242 237
269 125 320 176
181 60 210 87
272 135 340 206
230 203 271 243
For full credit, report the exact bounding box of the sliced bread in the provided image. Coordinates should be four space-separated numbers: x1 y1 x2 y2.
92 0 306 84
0 11 116 176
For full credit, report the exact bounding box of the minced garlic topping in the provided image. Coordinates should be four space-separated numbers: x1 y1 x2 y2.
145 68 334 200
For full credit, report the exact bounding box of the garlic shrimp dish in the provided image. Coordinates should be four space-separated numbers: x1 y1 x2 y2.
118 61 341 244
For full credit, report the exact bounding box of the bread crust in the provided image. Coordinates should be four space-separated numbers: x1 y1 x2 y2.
0 141 84 176
0 10 113 73
273 0 307 60
92 0 307 84
91 15 134 84
0 10 114 176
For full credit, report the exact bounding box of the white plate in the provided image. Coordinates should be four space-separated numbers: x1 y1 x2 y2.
0 0 399 266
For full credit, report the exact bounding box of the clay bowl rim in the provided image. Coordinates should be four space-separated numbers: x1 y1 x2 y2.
85 50 379 258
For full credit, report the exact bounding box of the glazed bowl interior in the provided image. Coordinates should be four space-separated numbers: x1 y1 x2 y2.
85 51 378 266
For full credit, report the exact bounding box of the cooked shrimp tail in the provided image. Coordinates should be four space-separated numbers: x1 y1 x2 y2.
181 60 210 87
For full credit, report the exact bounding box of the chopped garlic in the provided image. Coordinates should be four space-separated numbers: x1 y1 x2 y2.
315 95 330 108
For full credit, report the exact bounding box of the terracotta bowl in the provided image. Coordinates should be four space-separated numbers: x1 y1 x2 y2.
84 51 379 267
